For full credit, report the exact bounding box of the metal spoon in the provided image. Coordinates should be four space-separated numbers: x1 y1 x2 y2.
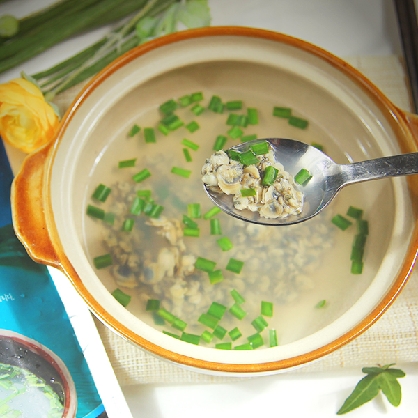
203 138 418 226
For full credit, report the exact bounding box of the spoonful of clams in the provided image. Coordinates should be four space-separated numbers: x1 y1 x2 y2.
201 138 418 226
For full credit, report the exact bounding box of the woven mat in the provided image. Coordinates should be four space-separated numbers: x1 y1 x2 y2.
52 55 418 386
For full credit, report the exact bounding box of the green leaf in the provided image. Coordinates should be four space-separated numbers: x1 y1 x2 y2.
377 372 402 407
176 0 211 28
336 374 380 415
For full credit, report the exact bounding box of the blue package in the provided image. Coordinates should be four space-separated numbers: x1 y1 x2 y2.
0 140 106 417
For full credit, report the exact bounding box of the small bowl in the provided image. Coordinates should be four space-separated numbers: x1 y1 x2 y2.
0 330 77 417
11 27 418 375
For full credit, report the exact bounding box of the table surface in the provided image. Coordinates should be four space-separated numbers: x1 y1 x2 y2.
1 1 418 417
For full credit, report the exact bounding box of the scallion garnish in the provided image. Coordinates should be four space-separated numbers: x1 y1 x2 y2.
210 218 222 235
288 116 309 129
226 113 240 126
182 215 198 229
171 167 191 178
247 108 259 125
347 206 363 219
229 303 247 320
146 299 161 311
312 142 325 152
216 237 233 251
159 99 177 115
240 188 256 197
191 104 205 116
261 301 273 317
191 92 204 102
198 313 219 329
93 254 112 269
227 125 243 139
144 127 156 143
215 342 232 350
201 330 213 343
213 134 227 151
203 206 221 219
172 317 187 332
239 149 259 166
351 260 364 274
180 332 200 345
226 258 244 274
234 342 253 350
213 325 227 340
247 333 264 349
86 205 105 220
269 329 278 347
183 148 192 162
182 138 200 150
194 257 216 272
156 308 176 324
121 218 134 232
315 300 327 309
208 269 224 284
294 168 312 185
251 315 268 333
273 106 291 118
262 166 278 186
178 94 192 107
137 189 152 199
225 100 243 110
92 184 111 202
128 124 140 137
208 95 224 113
230 289 245 304
163 331 180 339
185 121 200 133
241 133 257 142
357 219 369 235
331 214 352 231
111 288 131 307
130 197 146 215
187 203 201 218
157 123 169 136
104 212 115 225
207 302 227 320
118 158 136 168
250 140 269 155
132 168 151 183
183 228 200 237
228 327 242 341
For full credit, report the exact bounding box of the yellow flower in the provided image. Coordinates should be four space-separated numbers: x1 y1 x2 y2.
0 78 59 153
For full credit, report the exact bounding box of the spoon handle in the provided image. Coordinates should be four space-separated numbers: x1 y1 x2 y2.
340 152 418 185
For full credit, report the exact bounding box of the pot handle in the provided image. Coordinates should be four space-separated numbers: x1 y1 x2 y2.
11 143 61 268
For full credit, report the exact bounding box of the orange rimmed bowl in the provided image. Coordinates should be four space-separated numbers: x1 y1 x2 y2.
11 27 418 375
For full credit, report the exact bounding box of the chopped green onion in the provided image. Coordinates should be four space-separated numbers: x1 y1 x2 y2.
159 99 177 115
146 299 160 311
357 219 369 235
203 206 221 219
121 218 134 232
172 317 187 332
171 167 191 178
261 301 273 317
93 254 112 269
311 142 325 152
183 228 200 237
229 303 247 320
247 333 264 349
148 204 164 219
241 188 256 197
191 104 205 116
182 215 199 229
130 197 146 215
86 205 105 220
226 113 240 126
153 312 165 325
210 218 222 235
288 116 309 129
198 313 219 329
234 342 253 350
226 149 241 161
187 203 201 218
178 94 192 107
350 246 364 263
351 260 364 274
157 123 169 136
228 327 242 341
269 329 278 347
226 258 244 274
182 138 200 150
186 121 200 132
250 140 269 155
230 289 245 304
156 308 176 324
207 302 227 320
262 166 279 186
331 214 352 231
247 108 259 125
227 125 243 139
191 92 204 102
225 100 243 110
194 257 216 272
111 288 131 307
183 148 192 162
251 315 268 332
181 332 200 345
294 168 312 185
239 149 259 166
238 115 248 127
144 127 156 143
137 189 152 199
201 330 213 343
353 233 367 250
118 158 136 168
315 300 327 309
208 269 224 284
104 212 115 225
92 184 111 202
167 118 184 131
208 95 224 113
241 133 258 142
132 168 151 183
216 237 233 251
273 106 291 118
213 134 227 150
347 206 363 219
163 331 180 339
213 325 227 340
215 342 232 350
128 124 140 137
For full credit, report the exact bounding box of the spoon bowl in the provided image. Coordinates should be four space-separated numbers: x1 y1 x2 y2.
203 138 418 226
